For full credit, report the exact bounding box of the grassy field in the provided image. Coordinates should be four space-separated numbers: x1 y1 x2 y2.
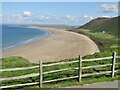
1 48 120 88
68 29 119 51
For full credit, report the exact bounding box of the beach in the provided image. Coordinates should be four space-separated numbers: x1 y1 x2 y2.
3 26 99 63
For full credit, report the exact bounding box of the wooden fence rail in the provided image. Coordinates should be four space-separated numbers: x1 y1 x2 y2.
0 52 120 89
82 56 112 62
0 73 39 81
0 65 39 72
1 82 39 89
43 67 79 74
43 60 79 67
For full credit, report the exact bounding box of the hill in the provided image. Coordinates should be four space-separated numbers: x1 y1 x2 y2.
78 16 119 36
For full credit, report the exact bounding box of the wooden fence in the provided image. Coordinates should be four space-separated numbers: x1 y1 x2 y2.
0 52 120 89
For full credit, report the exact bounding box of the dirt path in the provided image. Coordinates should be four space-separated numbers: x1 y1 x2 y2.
65 80 119 88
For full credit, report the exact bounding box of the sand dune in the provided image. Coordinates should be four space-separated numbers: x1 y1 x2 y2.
3 27 99 63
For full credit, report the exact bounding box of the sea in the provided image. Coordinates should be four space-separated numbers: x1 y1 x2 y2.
2 25 50 51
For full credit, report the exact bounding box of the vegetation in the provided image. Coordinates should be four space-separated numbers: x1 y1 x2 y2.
68 29 119 51
78 16 119 36
1 49 120 88
2 56 36 69
68 16 119 52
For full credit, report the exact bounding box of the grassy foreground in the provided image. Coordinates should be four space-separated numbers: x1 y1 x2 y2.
1 48 120 88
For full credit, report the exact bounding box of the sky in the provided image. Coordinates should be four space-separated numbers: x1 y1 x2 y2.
1 2 118 26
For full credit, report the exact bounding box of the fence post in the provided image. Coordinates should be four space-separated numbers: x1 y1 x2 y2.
78 55 82 82
111 52 116 78
39 60 42 88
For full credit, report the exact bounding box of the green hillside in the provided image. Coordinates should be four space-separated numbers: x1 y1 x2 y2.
79 16 119 36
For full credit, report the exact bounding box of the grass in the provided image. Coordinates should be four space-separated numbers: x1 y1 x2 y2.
2 56 36 69
68 29 119 51
79 17 119 36
42 75 119 88
1 49 120 88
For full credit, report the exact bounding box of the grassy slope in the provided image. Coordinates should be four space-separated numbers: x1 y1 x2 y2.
69 29 119 51
68 16 119 51
79 17 119 36
2 56 36 69
1 49 120 88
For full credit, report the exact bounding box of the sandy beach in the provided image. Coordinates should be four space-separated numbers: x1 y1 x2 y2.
3 27 99 63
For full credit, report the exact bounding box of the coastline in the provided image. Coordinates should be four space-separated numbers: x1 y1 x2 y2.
3 26 99 63
2 26 51 51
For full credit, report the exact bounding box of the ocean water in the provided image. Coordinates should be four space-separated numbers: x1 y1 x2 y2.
2 25 50 51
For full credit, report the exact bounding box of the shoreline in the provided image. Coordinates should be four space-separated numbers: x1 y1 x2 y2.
2 26 51 51
3 26 99 63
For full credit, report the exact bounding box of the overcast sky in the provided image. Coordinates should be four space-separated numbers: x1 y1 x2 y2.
1 2 118 25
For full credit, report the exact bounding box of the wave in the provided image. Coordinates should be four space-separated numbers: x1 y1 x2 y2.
22 38 34 44
3 45 16 50
3 27 51 51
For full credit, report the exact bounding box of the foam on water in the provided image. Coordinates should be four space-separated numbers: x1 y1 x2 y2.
2 25 50 51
